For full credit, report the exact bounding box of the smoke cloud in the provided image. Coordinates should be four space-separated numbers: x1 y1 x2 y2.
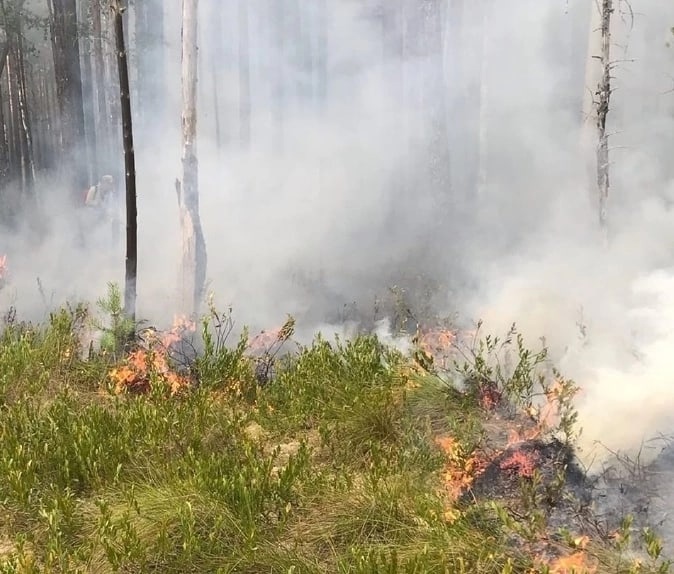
1 0 674 467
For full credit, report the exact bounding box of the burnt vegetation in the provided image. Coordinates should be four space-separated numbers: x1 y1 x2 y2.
0 0 672 573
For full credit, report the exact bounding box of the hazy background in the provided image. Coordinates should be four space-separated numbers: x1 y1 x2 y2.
1 0 674 464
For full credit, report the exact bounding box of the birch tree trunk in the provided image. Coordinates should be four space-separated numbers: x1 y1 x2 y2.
112 0 138 322
177 0 207 317
595 0 612 236
581 0 612 237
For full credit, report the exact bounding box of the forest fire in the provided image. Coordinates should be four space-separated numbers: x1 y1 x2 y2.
109 315 195 395
0 255 7 283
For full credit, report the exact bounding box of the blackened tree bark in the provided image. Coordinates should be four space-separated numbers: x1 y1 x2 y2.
112 0 138 322
49 0 87 197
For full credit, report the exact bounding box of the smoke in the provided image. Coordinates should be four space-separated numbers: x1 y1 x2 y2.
1 1 674 467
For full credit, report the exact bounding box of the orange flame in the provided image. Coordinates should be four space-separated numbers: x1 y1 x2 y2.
545 551 597 574
109 336 189 396
435 434 490 501
499 449 539 479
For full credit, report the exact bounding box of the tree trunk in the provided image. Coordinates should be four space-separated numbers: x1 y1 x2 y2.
238 0 250 150
596 0 612 237
103 4 122 177
178 0 207 317
420 0 451 203
134 0 164 134
50 0 87 197
14 29 35 195
81 0 96 186
316 0 327 111
476 0 491 199
112 0 138 322
271 0 285 152
92 0 109 178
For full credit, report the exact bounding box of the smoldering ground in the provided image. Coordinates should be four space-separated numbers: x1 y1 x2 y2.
2 0 674 543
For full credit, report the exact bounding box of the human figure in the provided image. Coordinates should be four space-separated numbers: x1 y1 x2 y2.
82 175 123 250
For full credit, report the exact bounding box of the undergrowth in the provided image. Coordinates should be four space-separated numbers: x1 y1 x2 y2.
0 291 668 573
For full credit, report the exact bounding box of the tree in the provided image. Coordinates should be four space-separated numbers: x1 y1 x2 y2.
134 0 164 134
111 0 138 322
49 0 87 197
595 0 613 237
177 0 207 317
271 0 285 152
238 0 250 150
581 0 613 239
91 0 110 177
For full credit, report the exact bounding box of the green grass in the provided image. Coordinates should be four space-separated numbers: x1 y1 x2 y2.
0 300 668 573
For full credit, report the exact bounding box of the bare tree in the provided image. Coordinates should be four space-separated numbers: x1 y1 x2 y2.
177 0 207 317
112 0 138 321
581 0 614 238
596 0 613 236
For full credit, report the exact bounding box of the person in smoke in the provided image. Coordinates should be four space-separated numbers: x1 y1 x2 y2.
82 175 123 249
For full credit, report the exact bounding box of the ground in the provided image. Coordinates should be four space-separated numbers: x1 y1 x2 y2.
0 301 669 573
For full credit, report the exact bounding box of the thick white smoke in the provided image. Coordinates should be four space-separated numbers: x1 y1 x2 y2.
1 0 674 465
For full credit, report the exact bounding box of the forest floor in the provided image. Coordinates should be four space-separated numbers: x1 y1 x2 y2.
0 291 670 573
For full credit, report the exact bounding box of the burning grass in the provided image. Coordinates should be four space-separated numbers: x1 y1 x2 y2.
0 297 669 573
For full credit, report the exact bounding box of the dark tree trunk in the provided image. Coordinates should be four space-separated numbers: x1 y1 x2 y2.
112 0 138 322
50 0 87 198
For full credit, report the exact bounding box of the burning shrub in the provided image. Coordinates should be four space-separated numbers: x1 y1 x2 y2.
109 316 195 396
109 347 189 396
499 449 540 479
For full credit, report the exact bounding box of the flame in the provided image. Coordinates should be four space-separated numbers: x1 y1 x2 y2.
507 425 543 446
109 340 189 396
544 551 597 574
499 449 540 479
0 254 7 280
417 328 456 370
435 434 490 501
